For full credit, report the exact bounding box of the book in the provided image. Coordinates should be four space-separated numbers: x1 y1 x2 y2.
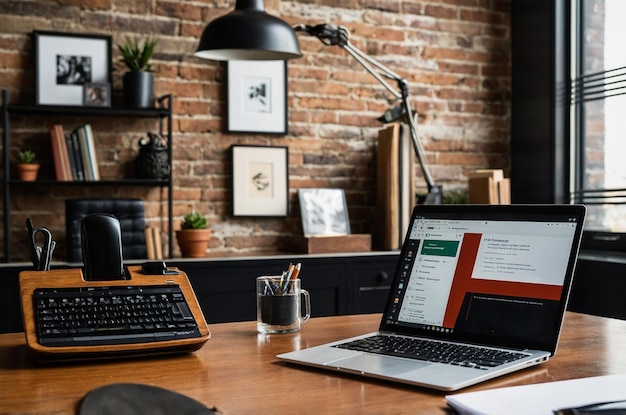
49 124 72 181
75 126 91 180
376 123 400 250
70 132 85 181
145 227 156 259
83 124 100 181
398 124 415 240
64 132 78 180
152 227 163 260
376 123 415 250
75 124 100 181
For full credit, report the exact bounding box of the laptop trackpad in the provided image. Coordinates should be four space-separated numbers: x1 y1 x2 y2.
333 354 430 376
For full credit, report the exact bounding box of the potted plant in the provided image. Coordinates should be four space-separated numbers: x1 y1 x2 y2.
175 211 211 258
17 149 40 181
117 37 157 108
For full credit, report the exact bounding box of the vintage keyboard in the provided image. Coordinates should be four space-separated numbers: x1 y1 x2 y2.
34 285 201 347
19 266 210 361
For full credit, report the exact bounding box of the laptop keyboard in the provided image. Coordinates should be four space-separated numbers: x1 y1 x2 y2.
334 335 529 370
33 285 201 347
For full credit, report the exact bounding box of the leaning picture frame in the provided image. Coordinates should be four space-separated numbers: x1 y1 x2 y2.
231 145 289 217
298 188 351 237
83 83 111 107
34 31 112 106
227 60 287 134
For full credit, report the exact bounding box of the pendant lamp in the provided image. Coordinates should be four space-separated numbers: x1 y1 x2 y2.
194 0 302 61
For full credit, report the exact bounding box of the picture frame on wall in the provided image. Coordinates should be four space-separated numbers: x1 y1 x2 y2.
231 145 289 217
298 188 351 237
227 60 287 134
83 83 111 107
34 31 112 106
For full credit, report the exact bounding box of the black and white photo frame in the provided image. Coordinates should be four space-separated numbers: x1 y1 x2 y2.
34 31 112 106
231 145 289 217
227 60 287 134
83 83 111 107
298 188 351 236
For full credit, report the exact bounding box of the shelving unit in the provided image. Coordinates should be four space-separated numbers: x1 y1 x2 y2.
1 90 173 262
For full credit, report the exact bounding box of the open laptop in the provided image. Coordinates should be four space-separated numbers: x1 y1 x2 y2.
278 204 586 391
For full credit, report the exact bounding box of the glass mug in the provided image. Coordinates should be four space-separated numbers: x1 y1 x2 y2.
256 276 311 334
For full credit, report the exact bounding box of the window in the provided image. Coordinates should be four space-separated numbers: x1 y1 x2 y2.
571 0 626 242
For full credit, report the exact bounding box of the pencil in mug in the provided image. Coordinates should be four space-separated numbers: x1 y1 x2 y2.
283 262 302 294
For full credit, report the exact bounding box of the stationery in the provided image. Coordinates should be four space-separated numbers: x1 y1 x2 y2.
446 374 626 415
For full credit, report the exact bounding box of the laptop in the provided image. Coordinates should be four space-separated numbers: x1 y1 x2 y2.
278 204 586 391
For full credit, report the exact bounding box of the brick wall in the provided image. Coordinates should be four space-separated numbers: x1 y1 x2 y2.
0 0 511 261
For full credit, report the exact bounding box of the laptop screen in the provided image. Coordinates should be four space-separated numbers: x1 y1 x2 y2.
380 204 586 353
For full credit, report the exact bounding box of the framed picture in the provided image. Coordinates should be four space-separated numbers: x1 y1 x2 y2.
298 189 351 236
83 83 111 107
231 145 289 217
34 31 112 106
227 60 287 134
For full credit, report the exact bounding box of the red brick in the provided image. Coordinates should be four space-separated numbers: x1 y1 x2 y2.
0 0 512 260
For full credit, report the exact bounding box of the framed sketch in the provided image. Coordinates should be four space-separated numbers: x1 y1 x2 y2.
298 189 351 236
34 31 112 106
231 145 289 217
227 60 287 134
83 83 111 107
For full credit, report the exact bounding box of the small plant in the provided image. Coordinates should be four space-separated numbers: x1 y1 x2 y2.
443 189 468 204
181 211 208 230
117 37 157 72
18 149 37 164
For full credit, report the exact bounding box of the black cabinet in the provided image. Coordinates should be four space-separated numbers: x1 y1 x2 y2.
350 256 396 314
0 252 399 332
4 251 624 333
1 90 174 261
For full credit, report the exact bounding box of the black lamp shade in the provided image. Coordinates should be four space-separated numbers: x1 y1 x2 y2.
194 0 302 61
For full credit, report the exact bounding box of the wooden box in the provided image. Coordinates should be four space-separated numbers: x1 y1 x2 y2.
297 234 372 254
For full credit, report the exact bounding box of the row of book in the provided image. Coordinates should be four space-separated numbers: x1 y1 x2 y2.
145 226 163 260
50 124 100 181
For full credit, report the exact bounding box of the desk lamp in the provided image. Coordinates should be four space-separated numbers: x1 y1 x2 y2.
294 24 442 204
194 0 302 61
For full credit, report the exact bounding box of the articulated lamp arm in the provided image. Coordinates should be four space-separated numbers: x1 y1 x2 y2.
294 24 441 202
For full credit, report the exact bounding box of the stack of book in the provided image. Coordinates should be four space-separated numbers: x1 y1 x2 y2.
49 124 100 181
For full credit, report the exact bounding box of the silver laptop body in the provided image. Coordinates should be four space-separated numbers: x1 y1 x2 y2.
278 204 586 391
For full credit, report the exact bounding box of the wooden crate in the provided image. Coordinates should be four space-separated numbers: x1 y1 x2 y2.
297 234 372 254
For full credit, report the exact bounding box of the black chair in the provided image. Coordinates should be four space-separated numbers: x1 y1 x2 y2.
65 198 147 263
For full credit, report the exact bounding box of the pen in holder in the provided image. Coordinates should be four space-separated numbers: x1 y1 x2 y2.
256 273 310 334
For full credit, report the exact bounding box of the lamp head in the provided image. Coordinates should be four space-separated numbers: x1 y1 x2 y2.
194 0 302 61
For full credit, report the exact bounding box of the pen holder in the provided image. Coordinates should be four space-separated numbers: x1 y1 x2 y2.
256 276 310 334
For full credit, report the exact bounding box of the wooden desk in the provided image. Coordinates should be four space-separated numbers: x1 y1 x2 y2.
1 312 626 414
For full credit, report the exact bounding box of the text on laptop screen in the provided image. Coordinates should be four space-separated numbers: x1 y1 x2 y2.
384 215 580 346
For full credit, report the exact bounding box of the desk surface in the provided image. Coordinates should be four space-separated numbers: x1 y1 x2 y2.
1 312 626 414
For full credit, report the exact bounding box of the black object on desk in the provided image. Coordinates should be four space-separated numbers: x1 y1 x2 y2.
27 218 55 271
79 383 219 415
81 214 127 281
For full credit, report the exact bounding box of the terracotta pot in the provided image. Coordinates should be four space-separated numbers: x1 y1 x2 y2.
176 229 211 258
17 163 40 181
